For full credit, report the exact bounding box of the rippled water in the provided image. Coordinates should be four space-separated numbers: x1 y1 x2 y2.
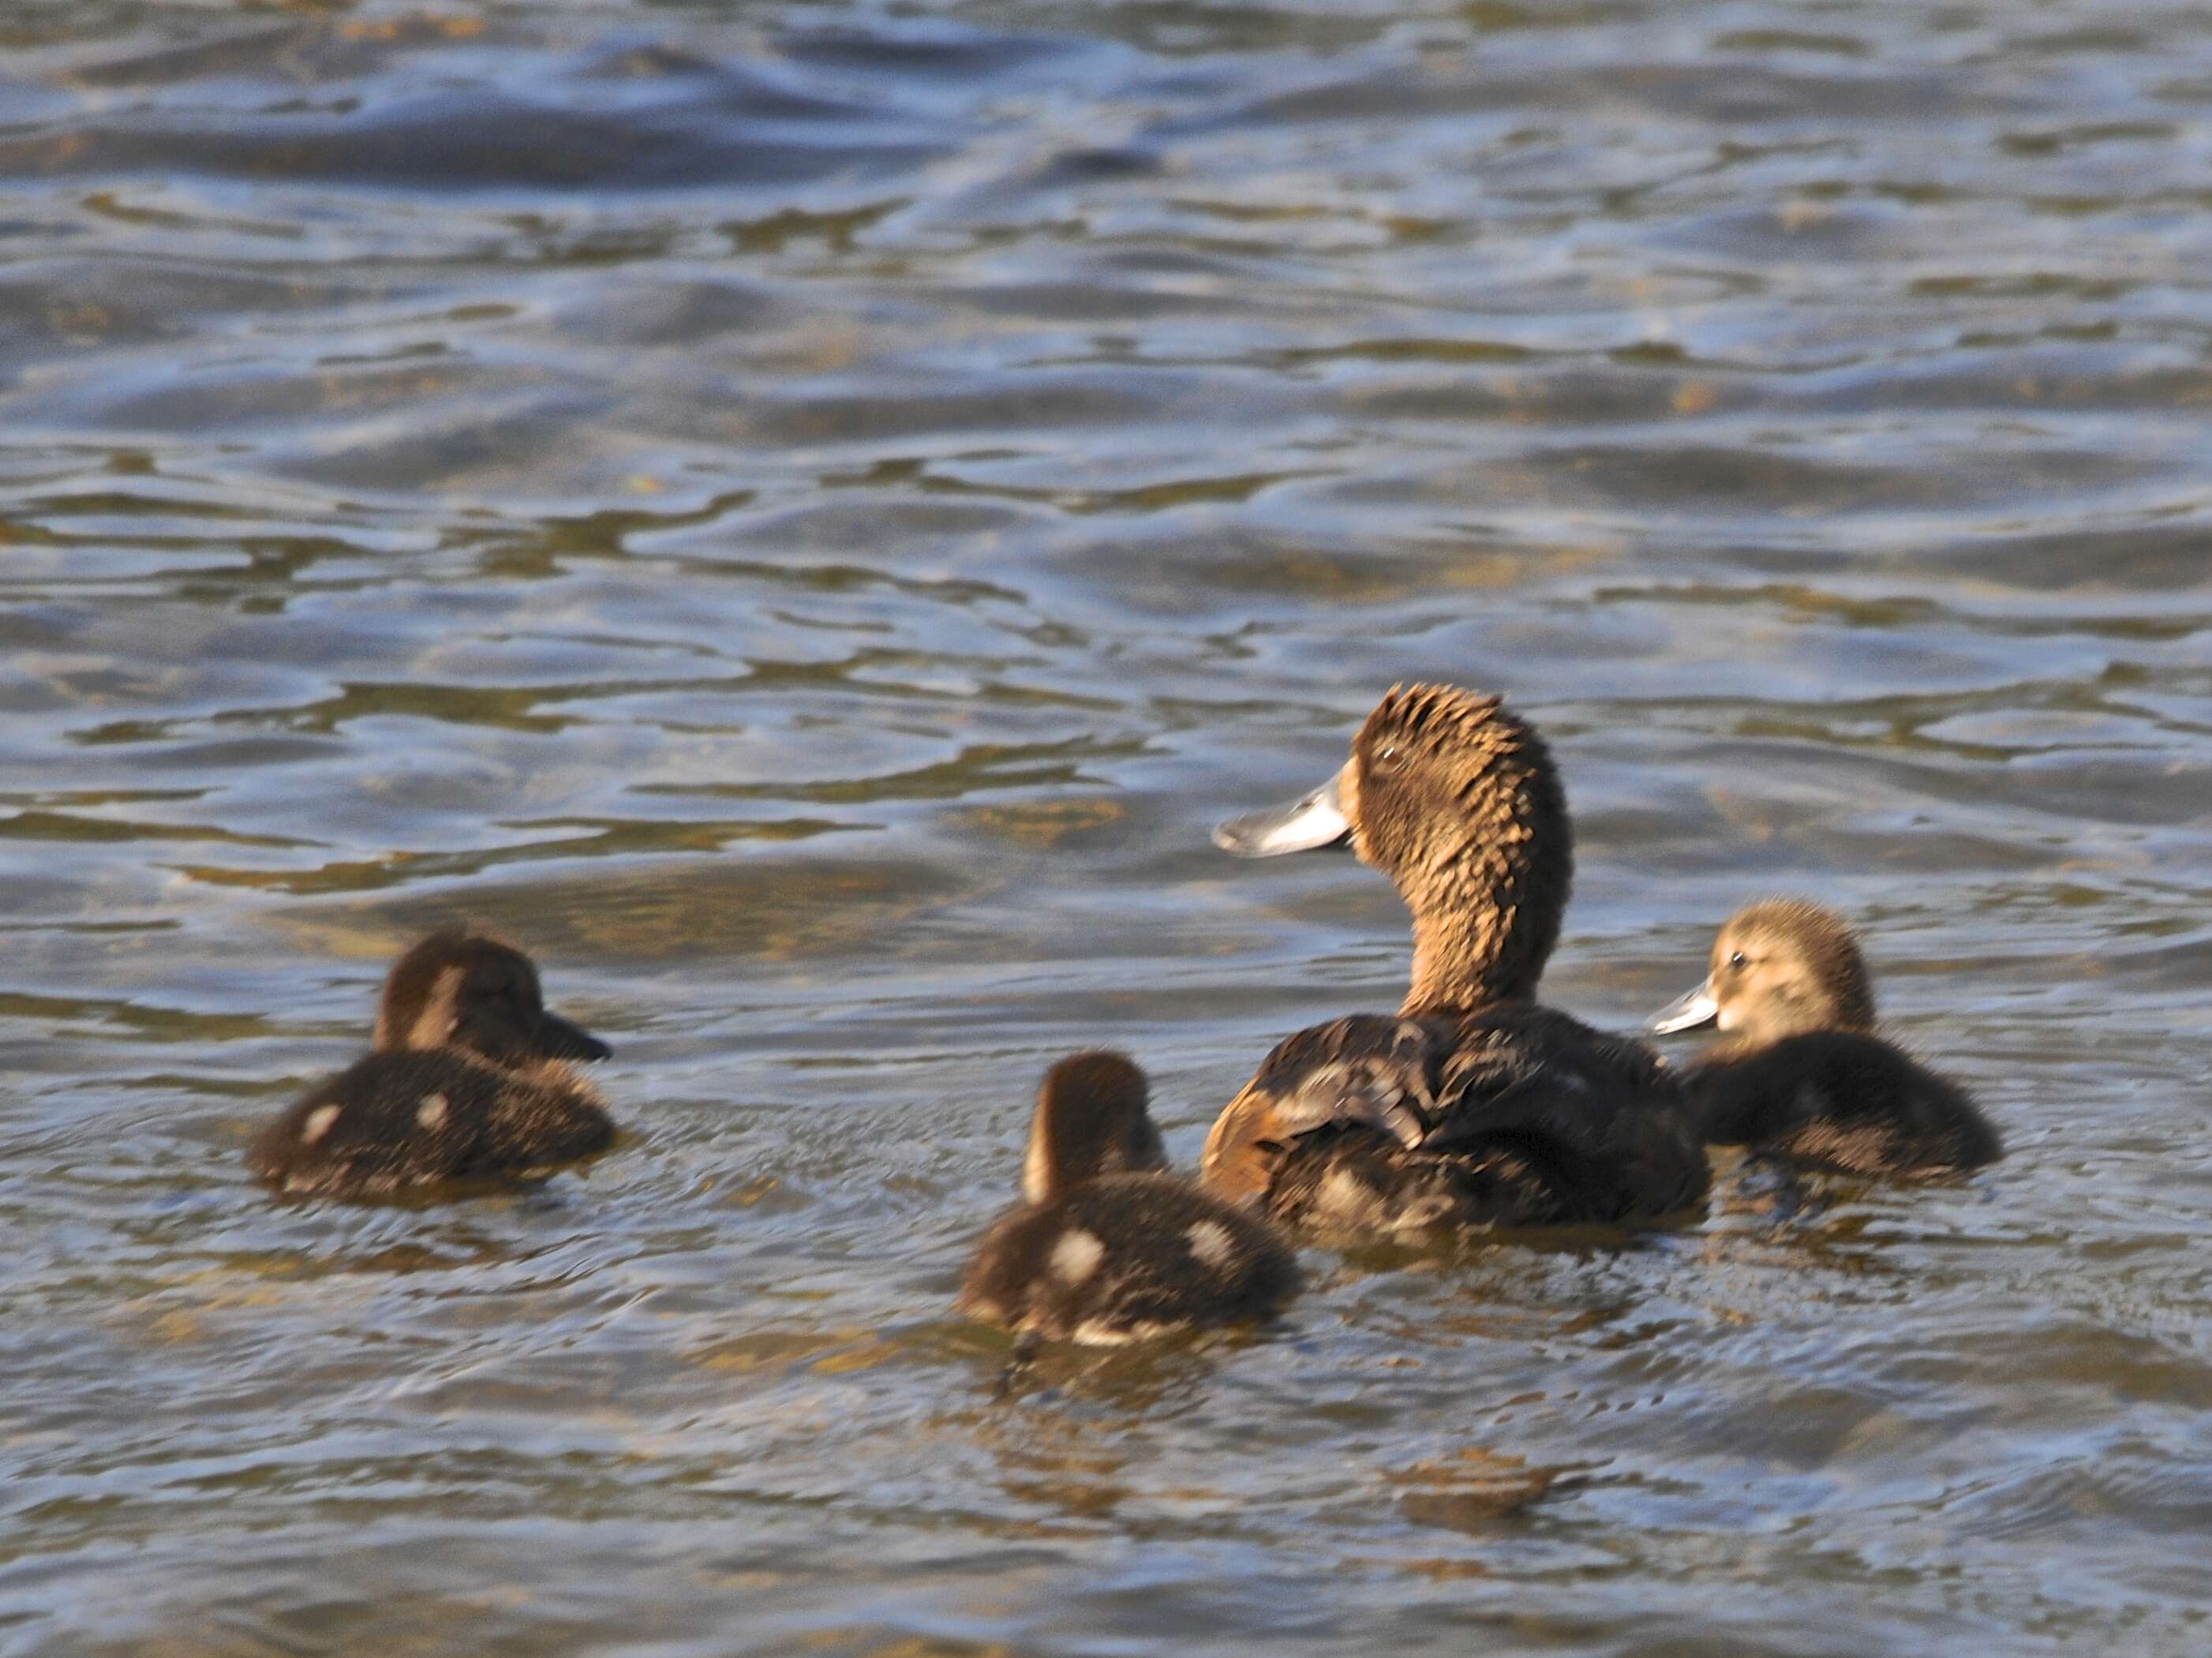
4 2 2212 1652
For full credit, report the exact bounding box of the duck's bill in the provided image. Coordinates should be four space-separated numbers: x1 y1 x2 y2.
1649 980 1720 1035
533 1010 614 1063
1211 765 1353 857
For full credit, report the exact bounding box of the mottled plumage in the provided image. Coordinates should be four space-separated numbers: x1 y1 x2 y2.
1206 1006 1708 1232
251 1050 613 1197
960 1052 1300 1345
1654 900 2001 1178
1206 685 1706 1234
250 930 614 1198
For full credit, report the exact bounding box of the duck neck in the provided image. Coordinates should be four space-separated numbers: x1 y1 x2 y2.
1400 901 1548 1015
1392 823 1568 1017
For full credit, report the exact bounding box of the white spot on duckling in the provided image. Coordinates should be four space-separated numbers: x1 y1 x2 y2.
301 1104 341 1145
416 1092 449 1130
1185 1221 1234 1269
1320 1168 1379 1222
1050 1229 1105 1283
1072 1319 1170 1346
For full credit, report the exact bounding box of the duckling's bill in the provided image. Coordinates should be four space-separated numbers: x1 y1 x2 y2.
1212 764 1353 858
531 1009 614 1063
1650 980 1720 1035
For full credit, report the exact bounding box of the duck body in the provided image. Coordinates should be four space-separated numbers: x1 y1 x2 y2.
959 1051 1300 1345
1686 1031 2000 1179
1652 899 2000 1179
1203 685 1708 1236
1209 1006 1706 1233
251 929 615 1199
960 1170 1301 1345
251 1050 613 1197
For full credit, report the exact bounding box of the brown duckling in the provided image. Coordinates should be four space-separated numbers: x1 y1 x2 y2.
250 930 615 1197
372 928 612 1067
1203 685 1708 1236
960 1052 1301 1345
1651 900 2001 1177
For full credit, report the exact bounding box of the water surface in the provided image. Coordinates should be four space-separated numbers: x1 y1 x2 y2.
3 2 2211 1653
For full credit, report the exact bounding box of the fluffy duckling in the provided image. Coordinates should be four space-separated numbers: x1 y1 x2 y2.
960 1052 1301 1345
250 930 615 1197
1652 900 2001 1177
1203 685 1708 1235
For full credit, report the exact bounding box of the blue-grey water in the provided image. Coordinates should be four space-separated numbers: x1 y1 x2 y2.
3 2 2211 1653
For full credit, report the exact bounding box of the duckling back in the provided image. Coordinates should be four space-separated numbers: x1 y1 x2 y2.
959 1172 1299 1345
960 1050 1300 1345
251 1050 613 1197
1691 1031 2001 1178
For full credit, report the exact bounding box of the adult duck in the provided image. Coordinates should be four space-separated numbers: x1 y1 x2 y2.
1652 899 2001 1178
1201 684 1708 1235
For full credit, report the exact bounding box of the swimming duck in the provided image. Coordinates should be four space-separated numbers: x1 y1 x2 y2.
960 1051 1301 1345
1651 900 2001 1177
1200 684 1709 1235
250 929 616 1197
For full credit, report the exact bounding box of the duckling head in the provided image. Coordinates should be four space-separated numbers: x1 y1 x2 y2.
1214 684 1571 1012
374 929 612 1068
1652 899 1875 1048
1023 1050 1169 1204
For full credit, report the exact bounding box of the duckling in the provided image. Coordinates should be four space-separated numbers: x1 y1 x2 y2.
1202 684 1708 1235
373 928 612 1067
1650 900 2001 1178
960 1052 1301 1345
250 930 615 1197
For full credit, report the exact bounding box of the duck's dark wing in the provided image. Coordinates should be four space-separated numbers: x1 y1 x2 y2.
1690 1031 2001 1177
1424 1004 1679 1138
1243 1015 1449 1145
1205 1006 1707 1232
1417 1004 1708 1220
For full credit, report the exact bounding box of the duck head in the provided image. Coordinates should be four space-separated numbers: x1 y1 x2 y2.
1022 1050 1170 1203
374 929 612 1068
1214 684 1571 1013
1652 900 1875 1049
